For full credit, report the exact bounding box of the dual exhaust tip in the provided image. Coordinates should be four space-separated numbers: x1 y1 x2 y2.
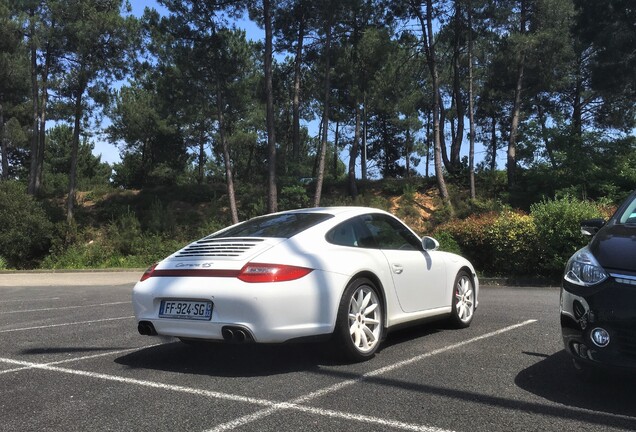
137 321 157 336
137 321 253 343
221 326 253 343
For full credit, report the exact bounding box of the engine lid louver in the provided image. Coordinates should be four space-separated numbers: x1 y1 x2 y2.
174 238 266 259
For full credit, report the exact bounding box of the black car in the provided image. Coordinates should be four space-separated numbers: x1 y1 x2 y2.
561 190 636 374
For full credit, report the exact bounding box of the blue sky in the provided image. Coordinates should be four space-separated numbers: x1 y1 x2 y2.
93 0 264 166
93 1 496 176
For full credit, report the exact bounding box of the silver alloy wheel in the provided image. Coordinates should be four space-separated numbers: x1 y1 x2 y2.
455 274 474 323
348 285 382 353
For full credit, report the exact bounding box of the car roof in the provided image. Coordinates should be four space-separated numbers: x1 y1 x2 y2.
271 206 390 218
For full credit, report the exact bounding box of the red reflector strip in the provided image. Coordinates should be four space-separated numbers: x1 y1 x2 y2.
151 269 241 278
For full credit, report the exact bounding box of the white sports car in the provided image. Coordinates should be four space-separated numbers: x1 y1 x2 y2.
133 206 478 361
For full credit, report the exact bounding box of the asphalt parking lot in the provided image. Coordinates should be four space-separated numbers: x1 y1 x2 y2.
1 272 635 432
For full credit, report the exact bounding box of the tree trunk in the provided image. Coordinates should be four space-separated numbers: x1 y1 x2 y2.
405 125 411 178
507 0 528 190
35 43 52 193
490 116 497 171
198 126 205 184
332 120 339 177
67 89 84 223
313 17 332 207
450 0 464 173
28 37 39 195
291 13 305 162
572 55 584 140
348 103 360 197
508 58 524 189
467 0 476 199
438 94 451 171
361 93 367 180
417 0 451 208
216 86 239 224
312 117 323 178
264 0 277 213
0 103 7 180
425 111 431 178
537 104 556 168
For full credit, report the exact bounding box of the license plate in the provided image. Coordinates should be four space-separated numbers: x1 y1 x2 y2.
159 300 213 321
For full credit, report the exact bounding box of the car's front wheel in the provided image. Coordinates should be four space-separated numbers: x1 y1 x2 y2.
335 278 383 361
450 270 475 328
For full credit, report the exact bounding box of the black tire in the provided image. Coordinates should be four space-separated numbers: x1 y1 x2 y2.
449 270 475 328
334 278 384 362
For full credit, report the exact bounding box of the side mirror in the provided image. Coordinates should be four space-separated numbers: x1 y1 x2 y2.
580 218 605 236
422 236 440 251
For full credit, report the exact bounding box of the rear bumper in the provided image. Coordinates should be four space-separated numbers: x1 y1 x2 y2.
132 270 347 343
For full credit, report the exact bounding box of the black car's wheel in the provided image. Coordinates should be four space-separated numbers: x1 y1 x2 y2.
335 278 383 361
449 270 475 328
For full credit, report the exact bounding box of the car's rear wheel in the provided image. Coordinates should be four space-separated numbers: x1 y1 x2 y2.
450 270 475 328
335 278 383 361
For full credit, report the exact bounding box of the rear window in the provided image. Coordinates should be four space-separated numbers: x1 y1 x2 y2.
207 213 333 239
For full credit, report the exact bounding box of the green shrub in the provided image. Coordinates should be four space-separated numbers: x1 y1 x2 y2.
432 231 462 255
42 228 187 269
108 208 143 256
530 196 604 274
144 198 176 234
0 181 53 268
0 256 7 270
279 185 310 210
435 211 538 276
42 241 115 269
434 213 497 273
487 210 538 275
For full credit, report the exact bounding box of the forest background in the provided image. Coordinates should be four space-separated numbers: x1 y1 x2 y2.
0 0 634 279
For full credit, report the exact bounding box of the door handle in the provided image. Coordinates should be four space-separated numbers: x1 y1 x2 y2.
392 264 403 274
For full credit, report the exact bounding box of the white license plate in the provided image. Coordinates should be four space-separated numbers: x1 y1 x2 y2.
159 300 213 321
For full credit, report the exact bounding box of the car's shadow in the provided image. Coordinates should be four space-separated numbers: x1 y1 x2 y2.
115 340 335 377
516 350 636 419
115 325 441 377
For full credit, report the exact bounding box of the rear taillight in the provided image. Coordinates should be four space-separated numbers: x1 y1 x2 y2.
237 263 313 283
139 263 158 282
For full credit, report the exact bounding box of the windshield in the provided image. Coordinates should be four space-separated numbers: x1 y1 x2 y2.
207 213 333 239
618 194 636 224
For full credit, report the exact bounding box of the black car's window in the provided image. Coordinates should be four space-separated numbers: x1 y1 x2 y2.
208 213 333 239
359 214 422 251
618 195 636 224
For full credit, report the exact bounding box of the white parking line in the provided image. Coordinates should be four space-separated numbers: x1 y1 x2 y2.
0 356 451 432
0 316 134 333
300 319 539 402
0 319 537 432
0 356 281 407
0 344 162 376
0 301 130 314
0 297 61 304
206 320 538 432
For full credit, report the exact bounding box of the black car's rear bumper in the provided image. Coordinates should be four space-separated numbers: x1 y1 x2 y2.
560 276 636 370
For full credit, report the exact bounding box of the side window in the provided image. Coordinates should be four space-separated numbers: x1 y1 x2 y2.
619 196 636 224
360 214 421 251
326 220 361 248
